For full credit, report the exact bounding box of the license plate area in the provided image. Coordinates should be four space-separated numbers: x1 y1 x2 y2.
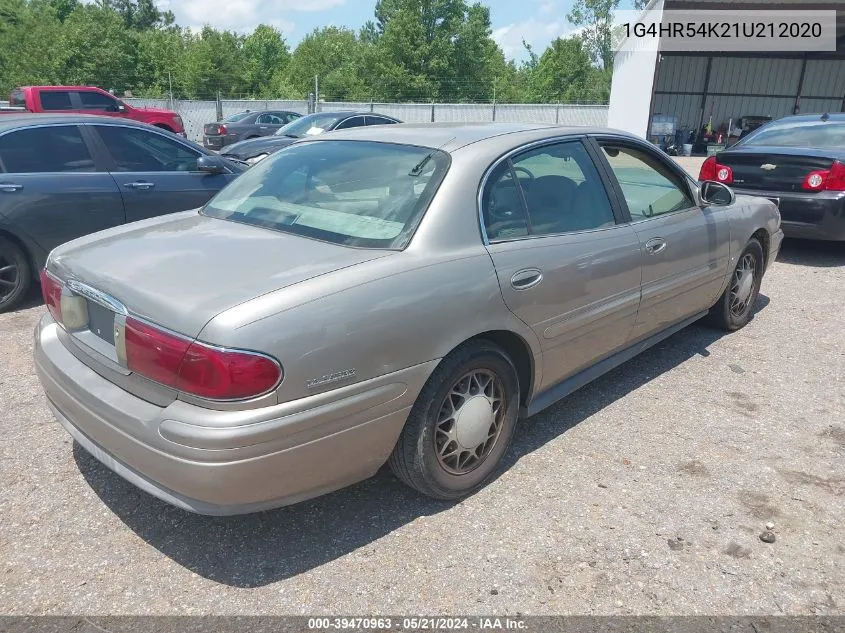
86 300 116 345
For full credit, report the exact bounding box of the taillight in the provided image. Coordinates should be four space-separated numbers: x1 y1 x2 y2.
40 269 63 323
699 155 733 184
218 124 227 135
802 160 845 191
124 317 282 400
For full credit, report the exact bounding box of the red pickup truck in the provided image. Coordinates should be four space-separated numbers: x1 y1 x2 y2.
2 86 185 135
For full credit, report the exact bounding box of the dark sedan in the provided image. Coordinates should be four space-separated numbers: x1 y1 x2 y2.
220 111 401 164
700 112 845 241
203 110 302 150
0 114 244 312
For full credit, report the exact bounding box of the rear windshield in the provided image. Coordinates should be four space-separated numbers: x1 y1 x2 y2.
202 140 450 249
224 111 252 122
740 120 845 149
9 89 25 107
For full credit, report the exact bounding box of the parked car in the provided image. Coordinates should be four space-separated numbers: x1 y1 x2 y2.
700 112 845 241
220 111 401 164
203 110 302 150
0 114 243 312
34 123 782 515
2 86 186 136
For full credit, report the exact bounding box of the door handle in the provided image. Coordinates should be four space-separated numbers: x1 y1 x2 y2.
645 237 667 254
124 181 156 190
511 268 543 290
0 183 23 193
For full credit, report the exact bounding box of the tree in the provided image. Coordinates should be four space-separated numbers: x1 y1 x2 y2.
243 25 290 97
286 27 366 100
566 0 619 69
526 36 609 103
59 3 139 91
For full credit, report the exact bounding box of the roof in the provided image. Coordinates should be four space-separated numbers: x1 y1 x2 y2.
0 113 154 132
312 122 632 152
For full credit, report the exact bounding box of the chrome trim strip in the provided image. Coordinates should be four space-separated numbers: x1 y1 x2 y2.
65 279 128 315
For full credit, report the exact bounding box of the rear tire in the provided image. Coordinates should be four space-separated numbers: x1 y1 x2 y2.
388 340 520 500
707 238 764 331
0 236 31 314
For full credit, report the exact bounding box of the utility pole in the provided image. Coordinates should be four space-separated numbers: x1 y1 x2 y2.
492 84 497 122
168 71 174 110
314 75 319 112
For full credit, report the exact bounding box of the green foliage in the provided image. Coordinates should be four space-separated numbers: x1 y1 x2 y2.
566 0 619 69
0 0 615 103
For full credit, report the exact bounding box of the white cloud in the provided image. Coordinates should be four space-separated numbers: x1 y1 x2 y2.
493 18 576 59
159 0 344 34
538 2 556 16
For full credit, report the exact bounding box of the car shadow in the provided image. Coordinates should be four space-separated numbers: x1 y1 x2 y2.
74 298 768 588
776 238 845 268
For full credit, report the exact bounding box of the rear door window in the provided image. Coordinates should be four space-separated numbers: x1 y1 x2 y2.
366 116 397 126
334 116 367 130
93 125 200 172
0 126 95 173
482 140 616 240
38 91 73 111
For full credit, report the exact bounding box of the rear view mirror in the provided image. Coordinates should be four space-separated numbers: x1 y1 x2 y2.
700 180 735 206
197 155 226 174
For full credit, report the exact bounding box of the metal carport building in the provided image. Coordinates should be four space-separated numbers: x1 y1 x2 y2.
608 0 845 142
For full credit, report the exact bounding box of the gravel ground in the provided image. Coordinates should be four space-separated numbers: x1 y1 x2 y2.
0 239 843 616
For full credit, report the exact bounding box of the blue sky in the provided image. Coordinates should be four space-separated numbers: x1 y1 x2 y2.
155 0 637 61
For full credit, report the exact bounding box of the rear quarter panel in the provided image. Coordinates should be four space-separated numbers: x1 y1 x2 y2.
199 246 543 406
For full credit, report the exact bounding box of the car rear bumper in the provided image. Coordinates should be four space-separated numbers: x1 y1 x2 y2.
35 315 436 515
203 134 238 149
733 188 845 241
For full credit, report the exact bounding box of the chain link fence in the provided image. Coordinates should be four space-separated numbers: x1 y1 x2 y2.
125 98 609 144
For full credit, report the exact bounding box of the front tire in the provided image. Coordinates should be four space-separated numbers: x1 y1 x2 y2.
388 340 520 500
708 238 764 331
0 236 31 313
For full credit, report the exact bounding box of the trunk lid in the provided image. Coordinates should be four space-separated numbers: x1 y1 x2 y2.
718 146 838 192
49 211 392 338
204 122 224 136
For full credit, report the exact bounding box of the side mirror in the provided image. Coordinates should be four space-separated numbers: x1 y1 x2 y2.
197 155 226 174
700 180 735 206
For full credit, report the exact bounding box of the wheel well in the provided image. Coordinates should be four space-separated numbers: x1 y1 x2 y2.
153 123 173 132
751 228 770 266
470 330 534 407
0 229 37 278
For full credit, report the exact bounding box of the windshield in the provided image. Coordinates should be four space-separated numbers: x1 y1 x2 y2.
739 120 845 149
274 113 346 138
224 111 252 123
203 140 450 249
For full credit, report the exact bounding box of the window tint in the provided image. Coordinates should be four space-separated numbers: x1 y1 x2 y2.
600 144 693 219
334 116 366 130
78 91 119 111
95 126 200 172
367 116 396 126
482 141 615 241
203 140 449 249
0 126 94 173
39 91 73 111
